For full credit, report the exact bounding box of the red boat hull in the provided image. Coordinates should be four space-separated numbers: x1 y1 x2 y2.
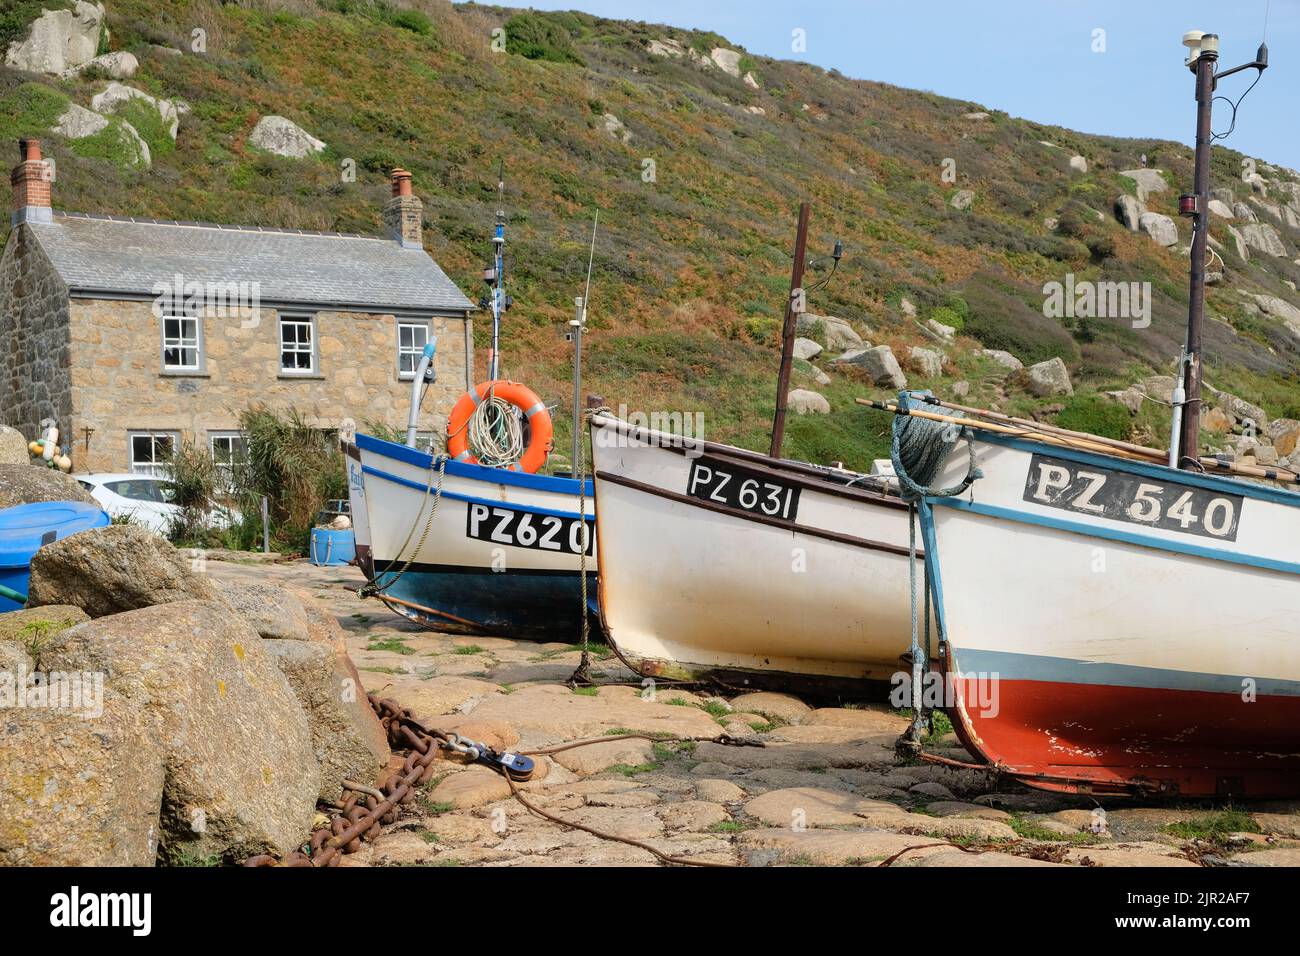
949 672 1300 798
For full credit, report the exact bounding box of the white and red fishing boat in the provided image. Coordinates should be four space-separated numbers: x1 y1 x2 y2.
894 27 1299 798
590 413 923 690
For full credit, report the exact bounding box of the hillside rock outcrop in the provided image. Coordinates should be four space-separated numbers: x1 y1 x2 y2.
4 2 105 75
249 115 326 158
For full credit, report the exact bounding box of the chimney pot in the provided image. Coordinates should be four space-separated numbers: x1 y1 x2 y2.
20 139 42 163
391 168 413 197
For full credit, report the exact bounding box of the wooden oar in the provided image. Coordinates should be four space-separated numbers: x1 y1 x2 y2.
858 398 1300 486
901 391 1168 462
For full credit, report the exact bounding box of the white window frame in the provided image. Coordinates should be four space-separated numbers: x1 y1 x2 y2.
161 313 203 372
208 431 247 487
397 320 431 380
279 313 318 375
128 431 178 477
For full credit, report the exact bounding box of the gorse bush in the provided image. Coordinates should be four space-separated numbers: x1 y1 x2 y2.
503 12 584 64
1056 394 1132 441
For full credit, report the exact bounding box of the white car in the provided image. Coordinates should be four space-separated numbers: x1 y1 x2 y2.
74 473 184 535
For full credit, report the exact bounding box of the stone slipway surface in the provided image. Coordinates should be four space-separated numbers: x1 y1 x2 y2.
204 555 1300 868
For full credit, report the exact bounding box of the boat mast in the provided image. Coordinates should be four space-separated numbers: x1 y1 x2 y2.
1175 28 1269 468
770 202 811 458
570 211 599 471
485 161 508 381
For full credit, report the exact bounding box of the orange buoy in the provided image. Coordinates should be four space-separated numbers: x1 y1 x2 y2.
446 380 553 473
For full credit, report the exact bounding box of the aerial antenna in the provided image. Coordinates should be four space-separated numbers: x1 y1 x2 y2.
568 210 599 470
481 160 511 381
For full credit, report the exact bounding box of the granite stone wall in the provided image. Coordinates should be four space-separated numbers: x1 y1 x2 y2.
0 225 71 443
67 298 470 473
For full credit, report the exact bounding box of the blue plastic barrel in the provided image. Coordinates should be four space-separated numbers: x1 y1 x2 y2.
0 500 110 611
309 527 355 567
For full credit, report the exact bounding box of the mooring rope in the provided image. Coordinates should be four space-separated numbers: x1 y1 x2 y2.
888 391 982 748
466 388 526 468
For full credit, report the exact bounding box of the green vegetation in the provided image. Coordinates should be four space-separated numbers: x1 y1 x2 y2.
1056 394 1133 441
0 82 68 138
453 644 485 656
1164 810 1261 842
1009 816 1103 845
503 11 585 64
0 1 70 50
366 637 414 655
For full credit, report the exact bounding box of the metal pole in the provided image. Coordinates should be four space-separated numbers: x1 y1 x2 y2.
1177 45 1217 468
572 296 584 472
260 495 270 553
769 201 811 458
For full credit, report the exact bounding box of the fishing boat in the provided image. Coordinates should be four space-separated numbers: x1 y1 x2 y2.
346 168 597 642
886 28 1299 797
589 412 923 690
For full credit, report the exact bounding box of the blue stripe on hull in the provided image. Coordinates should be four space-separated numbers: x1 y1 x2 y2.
379 566 600 642
953 647 1300 698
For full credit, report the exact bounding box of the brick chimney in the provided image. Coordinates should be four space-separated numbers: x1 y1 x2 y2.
383 167 422 249
11 139 53 226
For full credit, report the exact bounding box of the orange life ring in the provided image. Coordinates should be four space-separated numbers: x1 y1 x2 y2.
446 380 553 473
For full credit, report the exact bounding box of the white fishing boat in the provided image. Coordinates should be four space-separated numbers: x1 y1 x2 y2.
589 413 924 689
908 415 1300 797
889 26 1299 797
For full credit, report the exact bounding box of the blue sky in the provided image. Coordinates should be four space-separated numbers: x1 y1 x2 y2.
506 0 1298 168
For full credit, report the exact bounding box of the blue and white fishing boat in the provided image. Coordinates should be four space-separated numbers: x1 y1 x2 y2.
346 168 597 642
346 432 595 641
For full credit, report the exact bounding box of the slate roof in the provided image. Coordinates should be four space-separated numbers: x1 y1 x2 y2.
27 212 474 313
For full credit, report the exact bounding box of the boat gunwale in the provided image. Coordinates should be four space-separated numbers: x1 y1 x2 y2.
590 413 909 509
595 468 920 558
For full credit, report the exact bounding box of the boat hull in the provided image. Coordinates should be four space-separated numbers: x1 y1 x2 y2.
924 433 1300 797
591 415 923 688
348 434 598 642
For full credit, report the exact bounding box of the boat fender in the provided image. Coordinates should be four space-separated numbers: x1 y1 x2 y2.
446 380 554 473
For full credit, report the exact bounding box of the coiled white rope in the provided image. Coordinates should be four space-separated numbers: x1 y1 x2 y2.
467 390 525 468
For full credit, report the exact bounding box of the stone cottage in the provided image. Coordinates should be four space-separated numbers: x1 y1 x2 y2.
1 138 474 474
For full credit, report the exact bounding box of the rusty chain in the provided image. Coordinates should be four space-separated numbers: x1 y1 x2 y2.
244 693 765 867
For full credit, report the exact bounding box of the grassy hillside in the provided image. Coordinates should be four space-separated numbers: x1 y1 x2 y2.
4 0 1300 470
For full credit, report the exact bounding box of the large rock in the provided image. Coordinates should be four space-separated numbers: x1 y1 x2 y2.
1253 294 1300 337
264 639 388 802
1233 201 1257 222
1138 212 1178 247
792 337 822 361
0 691 165 866
1207 198 1234 218
62 50 138 79
909 346 943 378
798 313 863 349
979 349 1024 372
1068 155 1088 174
729 692 813 724
27 524 224 619
91 82 183 140
4 2 105 75
709 47 743 78
788 388 830 415
249 115 326 158
0 426 27 465
949 189 975 210
1240 222 1287 257
0 464 96 509
1027 357 1073 397
842 345 907 389
1213 390 1268 431
1119 168 1168 202
1114 194 1145 231
52 102 108 139
1223 224 1250 260
218 581 310 641
41 602 319 861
